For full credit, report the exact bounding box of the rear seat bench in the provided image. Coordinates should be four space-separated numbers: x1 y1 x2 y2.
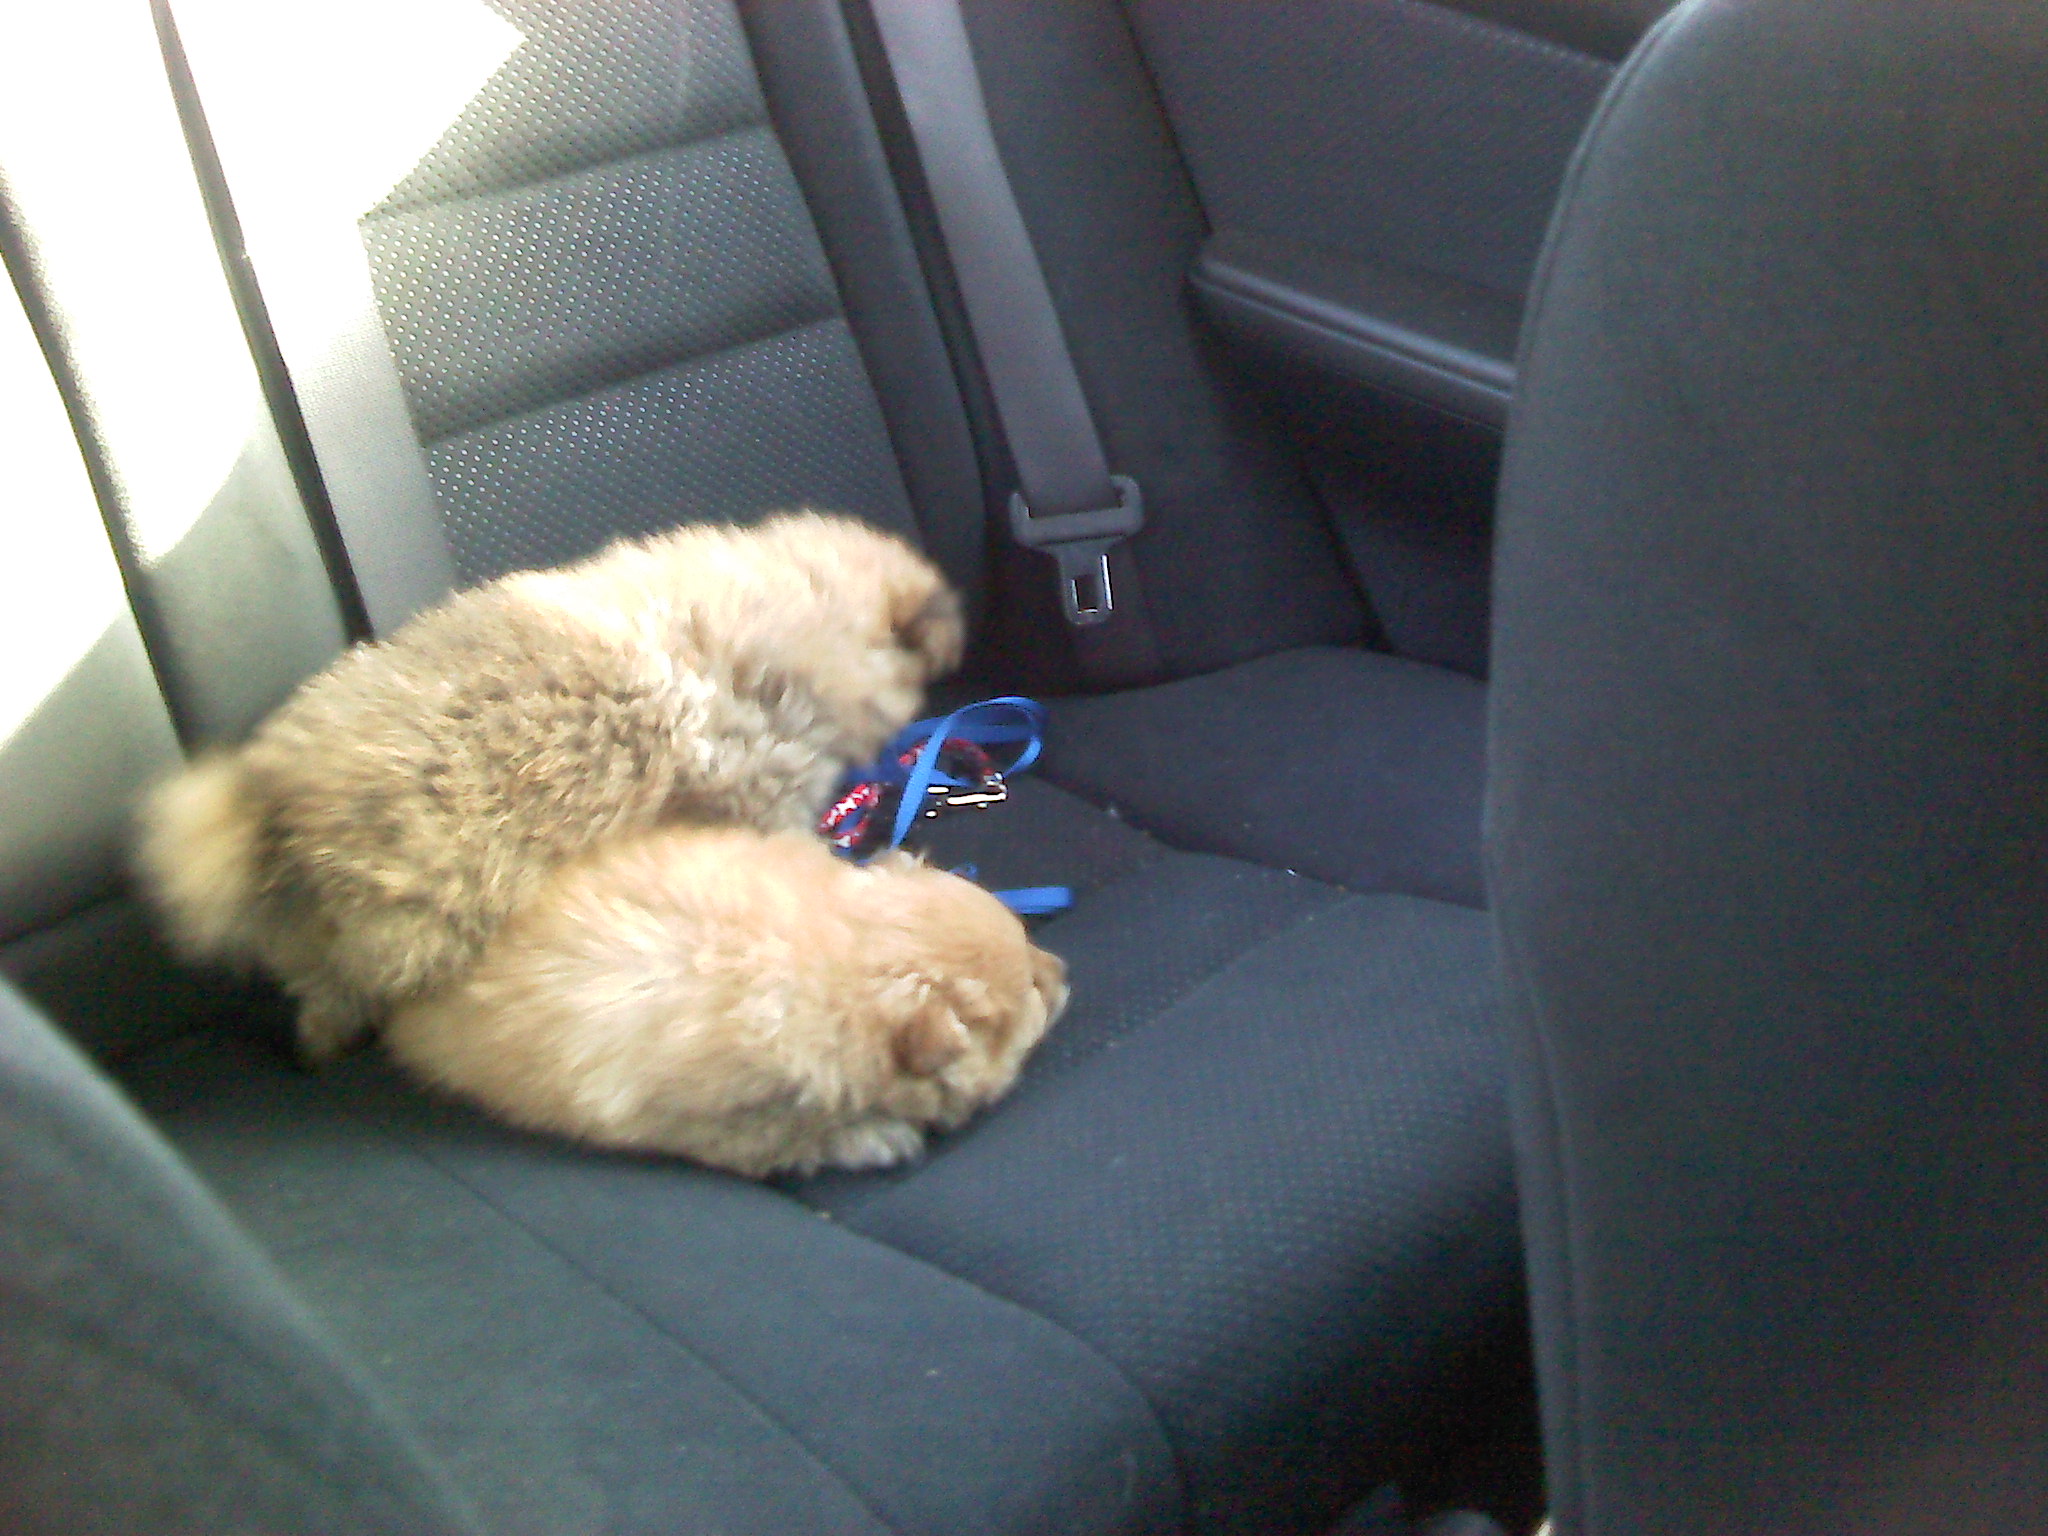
2 0 1528 1529
128 780 1513 1535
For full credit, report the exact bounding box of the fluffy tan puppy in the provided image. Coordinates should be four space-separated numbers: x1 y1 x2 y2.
385 828 1068 1176
135 512 962 1062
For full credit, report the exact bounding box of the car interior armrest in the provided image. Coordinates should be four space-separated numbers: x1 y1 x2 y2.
1190 227 1520 428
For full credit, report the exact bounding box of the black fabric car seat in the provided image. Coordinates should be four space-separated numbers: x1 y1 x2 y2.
1489 0 2048 1530
0 977 476 1536
0 0 1532 1529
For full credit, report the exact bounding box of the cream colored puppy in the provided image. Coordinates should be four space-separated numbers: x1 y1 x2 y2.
135 513 962 1062
386 828 1069 1176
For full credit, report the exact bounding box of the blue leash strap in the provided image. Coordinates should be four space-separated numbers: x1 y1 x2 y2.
990 886 1074 917
886 695 1045 849
849 696 1072 917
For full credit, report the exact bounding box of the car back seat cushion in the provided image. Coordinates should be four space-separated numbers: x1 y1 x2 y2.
0 980 473 1536
1042 647 1488 907
800 867 1519 1536
118 779 1521 1536
107 0 1536 1526
126 1024 1181 1536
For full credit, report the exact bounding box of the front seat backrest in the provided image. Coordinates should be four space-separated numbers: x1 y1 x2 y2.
0 976 475 1534
1488 0 2048 1530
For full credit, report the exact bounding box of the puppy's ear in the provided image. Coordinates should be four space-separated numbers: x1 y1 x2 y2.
891 996 973 1078
893 582 965 679
1030 947 1070 1011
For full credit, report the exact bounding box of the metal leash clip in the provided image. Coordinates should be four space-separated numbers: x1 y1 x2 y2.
924 774 1008 814
820 694 1073 917
918 737 1008 816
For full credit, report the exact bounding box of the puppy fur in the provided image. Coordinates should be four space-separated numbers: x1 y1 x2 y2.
385 828 1069 1177
134 512 963 1062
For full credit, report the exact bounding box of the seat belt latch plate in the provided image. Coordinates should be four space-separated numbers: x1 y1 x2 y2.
1007 475 1143 628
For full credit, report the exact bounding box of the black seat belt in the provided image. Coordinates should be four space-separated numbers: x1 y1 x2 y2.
864 0 1162 687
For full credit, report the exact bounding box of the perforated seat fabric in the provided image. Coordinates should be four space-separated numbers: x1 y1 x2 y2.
1043 647 1488 908
124 1025 1181 1536
122 784 1522 1536
360 0 931 588
800 884 1518 1535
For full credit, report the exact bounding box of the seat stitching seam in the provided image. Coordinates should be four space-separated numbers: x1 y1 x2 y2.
364 111 774 223
420 306 848 447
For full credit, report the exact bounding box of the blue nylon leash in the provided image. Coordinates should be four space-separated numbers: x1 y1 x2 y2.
988 886 1074 916
840 696 1073 916
885 695 1044 847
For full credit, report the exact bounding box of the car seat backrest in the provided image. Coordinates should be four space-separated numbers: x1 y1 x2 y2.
174 0 946 611
177 0 1377 682
1 26 471 1502
1489 0 2048 1529
361 0 934 585
0 0 363 1057
0 974 478 1534
0 226 181 952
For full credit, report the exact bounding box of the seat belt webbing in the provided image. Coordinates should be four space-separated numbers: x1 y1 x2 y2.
865 0 1160 680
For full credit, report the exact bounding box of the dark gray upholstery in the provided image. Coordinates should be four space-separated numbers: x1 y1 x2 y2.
1189 229 1521 430
126 1017 1181 1536
1116 0 1612 688
805 881 1519 1536
0 981 473 1536
1490 0 2048 1529
1126 0 1612 300
735 0 990 619
360 0 928 587
117 783 1525 1536
1299 397 1501 681
1043 647 1489 908
369 133 841 443
0 0 1536 1526
424 319 916 582
941 0 1370 679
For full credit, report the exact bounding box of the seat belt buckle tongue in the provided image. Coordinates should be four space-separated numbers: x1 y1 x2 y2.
1007 474 1143 628
1046 537 1122 627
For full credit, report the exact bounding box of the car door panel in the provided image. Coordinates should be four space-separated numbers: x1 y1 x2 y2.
1123 0 1677 675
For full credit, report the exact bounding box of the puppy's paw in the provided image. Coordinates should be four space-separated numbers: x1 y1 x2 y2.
837 571 963 754
820 1117 926 1171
